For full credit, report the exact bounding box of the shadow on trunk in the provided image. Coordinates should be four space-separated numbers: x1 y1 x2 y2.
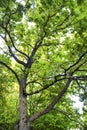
14 120 33 130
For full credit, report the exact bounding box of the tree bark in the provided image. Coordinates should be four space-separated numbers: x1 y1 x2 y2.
18 78 30 130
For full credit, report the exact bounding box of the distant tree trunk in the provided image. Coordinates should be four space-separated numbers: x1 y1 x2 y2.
18 77 30 130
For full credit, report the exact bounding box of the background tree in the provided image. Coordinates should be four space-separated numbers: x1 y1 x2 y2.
0 0 87 130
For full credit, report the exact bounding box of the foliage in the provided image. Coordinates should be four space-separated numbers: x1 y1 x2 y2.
0 0 87 130
0 65 19 130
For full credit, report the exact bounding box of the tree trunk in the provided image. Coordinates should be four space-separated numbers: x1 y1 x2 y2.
18 78 30 130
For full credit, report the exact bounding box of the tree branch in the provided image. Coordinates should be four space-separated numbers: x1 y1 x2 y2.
26 80 43 87
29 79 72 122
27 51 87 96
65 51 87 73
0 33 27 66
26 76 66 96
71 75 87 81
56 108 84 127
0 61 20 84
26 34 46 67
2 26 29 58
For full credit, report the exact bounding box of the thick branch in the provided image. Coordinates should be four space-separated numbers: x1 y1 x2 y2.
29 79 72 122
26 35 46 67
0 33 27 66
26 76 66 96
6 29 29 58
2 26 29 56
0 61 20 84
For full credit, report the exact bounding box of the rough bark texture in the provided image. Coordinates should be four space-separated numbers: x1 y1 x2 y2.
19 96 29 130
19 78 30 130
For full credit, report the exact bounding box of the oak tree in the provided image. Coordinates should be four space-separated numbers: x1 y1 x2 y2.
0 0 87 130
